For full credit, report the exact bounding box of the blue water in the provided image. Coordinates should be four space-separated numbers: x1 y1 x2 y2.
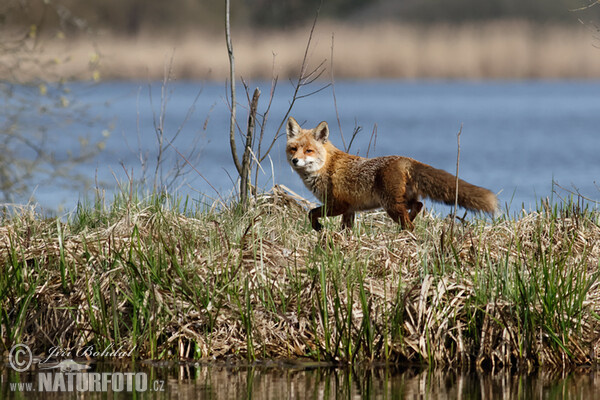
14 80 600 214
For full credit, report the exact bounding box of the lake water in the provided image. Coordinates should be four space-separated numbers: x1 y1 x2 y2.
9 80 600 214
2 362 599 399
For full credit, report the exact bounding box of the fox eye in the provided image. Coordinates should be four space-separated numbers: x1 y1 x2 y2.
305 149 313 154
289 147 297 153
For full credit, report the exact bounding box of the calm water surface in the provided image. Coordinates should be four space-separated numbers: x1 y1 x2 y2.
18 79 600 214
2 362 599 399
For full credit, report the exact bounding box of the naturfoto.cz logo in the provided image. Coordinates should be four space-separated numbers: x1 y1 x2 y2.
7 343 165 393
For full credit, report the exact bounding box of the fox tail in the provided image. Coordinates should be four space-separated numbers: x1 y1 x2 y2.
412 162 498 214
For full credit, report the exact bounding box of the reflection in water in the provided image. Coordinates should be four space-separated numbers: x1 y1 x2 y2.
1 362 598 399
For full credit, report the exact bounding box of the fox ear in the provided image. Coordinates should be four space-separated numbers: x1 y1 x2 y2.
286 117 301 139
314 121 329 143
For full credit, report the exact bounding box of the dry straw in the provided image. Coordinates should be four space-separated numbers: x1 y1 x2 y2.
1 186 599 370
2 21 600 81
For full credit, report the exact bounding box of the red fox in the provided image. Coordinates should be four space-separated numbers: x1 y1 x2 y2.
285 117 498 231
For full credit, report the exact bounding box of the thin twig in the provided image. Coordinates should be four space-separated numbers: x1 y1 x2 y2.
366 123 378 158
148 53 174 191
346 120 362 153
225 0 241 176
330 32 346 150
167 143 226 208
254 58 278 190
450 124 462 236
552 180 599 205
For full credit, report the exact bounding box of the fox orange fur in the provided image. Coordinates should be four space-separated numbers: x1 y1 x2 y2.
285 117 498 231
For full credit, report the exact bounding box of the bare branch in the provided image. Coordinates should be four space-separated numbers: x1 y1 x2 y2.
330 32 346 151
301 59 329 86
260 5 323 162
553 180 599 205
240 88 260 205
346 121 362 153
366 123 378 158
255 64 278 188
225 0 242 176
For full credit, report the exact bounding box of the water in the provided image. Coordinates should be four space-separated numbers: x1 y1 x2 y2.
8 80 600 214
2 362 599 399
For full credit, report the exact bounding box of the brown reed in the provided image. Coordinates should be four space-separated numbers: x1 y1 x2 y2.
2 21 600 82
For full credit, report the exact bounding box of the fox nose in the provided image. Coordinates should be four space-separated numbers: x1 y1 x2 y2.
292 158 299 166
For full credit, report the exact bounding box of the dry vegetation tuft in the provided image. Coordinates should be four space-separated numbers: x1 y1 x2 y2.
1 186 599 370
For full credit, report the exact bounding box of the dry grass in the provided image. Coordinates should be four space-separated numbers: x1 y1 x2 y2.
2 21 600 82
1 185 599 370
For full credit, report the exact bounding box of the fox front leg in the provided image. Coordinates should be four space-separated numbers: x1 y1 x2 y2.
308 205 350 231
309 206 325 231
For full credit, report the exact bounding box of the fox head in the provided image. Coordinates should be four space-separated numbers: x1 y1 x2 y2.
286 117 329 174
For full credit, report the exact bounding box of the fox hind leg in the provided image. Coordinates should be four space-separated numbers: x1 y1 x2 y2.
408 200 423 222
341 212 355 229
385 203 414 231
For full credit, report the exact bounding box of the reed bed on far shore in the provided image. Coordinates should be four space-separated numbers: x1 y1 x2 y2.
3 21 600 82
1 185 599 370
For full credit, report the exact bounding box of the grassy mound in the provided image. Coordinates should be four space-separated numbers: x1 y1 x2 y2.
1 186 599 369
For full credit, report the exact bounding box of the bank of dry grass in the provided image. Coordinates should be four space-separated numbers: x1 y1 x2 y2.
1 186 599 370
3 21 600 82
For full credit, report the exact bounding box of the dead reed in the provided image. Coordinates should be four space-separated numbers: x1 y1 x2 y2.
3 21 600 82
1 186 599 370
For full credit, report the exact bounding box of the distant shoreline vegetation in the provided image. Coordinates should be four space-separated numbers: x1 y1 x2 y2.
2 21 600 82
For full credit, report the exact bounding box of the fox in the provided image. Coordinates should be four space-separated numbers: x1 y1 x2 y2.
285 116 498 231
